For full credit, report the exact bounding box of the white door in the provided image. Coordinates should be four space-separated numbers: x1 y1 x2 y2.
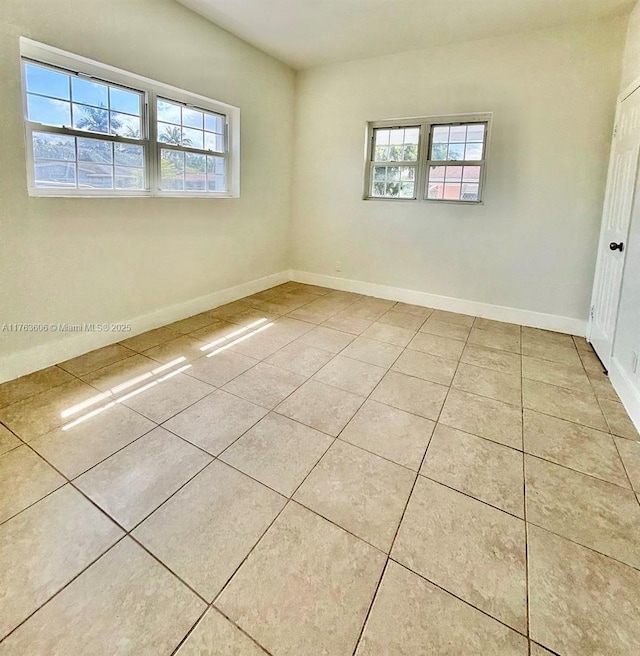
589 87 640 370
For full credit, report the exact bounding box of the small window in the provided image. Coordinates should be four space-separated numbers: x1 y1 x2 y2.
364 114 490 204
157 98 227 193
20 38 239 198
25 61 146 191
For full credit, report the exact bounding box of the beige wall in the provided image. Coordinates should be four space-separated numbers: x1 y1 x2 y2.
0 0 295 368
290 18 626 325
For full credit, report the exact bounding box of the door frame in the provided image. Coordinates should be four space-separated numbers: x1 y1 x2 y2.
587 74 640 360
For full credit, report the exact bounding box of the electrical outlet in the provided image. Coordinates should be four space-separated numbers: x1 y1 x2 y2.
633 350 639 375
335 261 342 272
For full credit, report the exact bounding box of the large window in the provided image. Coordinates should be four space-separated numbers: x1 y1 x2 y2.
20 39 240 198
364 114 490 204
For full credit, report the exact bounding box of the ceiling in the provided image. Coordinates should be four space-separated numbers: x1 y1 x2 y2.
177 0 632 69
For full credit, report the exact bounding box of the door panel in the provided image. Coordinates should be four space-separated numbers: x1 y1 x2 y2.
589 88 640 369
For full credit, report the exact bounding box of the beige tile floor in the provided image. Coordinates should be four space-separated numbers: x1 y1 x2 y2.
1 282 640 655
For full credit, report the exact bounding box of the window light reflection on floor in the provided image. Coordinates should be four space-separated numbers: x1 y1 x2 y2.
59 318 273 431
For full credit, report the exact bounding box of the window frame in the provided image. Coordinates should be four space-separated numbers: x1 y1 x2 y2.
363 113 492 205
20 38 240 199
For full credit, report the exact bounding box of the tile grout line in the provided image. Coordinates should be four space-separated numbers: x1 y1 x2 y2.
520 324 531 643
350 313 473 656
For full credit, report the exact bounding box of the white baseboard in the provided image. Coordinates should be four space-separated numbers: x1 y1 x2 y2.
291 270 587 336
608 357 640 434
0 270 290 384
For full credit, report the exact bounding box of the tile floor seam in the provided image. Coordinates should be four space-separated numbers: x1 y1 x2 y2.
209 432 340 606
349 324 470 655
520 326 531 641
611 437 640 505
523 514 640 573
0 533 130 645
386 556 532 640
417 472 525 522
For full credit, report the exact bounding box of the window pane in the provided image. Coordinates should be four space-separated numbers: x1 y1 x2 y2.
27 95 71 126
389 129 404 145
115 166 145 190
157 100 181 125
389 145 404 162
445 166 463 182
183 108 203 129
449 125 467 143
427 182 444 199
463 166 481 182
71 78 108 108
428 166 445 182
375 129 390 146
160 149 185 190
73 104 109 134
372 181 385 196
467 124 485 142
204 132 224 152
404 128 419 144
374 145 389 162
400 182 415 198
385 182 400 197
400 167 415 181
447 144 465 161
464 143 483 160
461 183 480 201
387 166 400 182
115 143 144 167
77 138 112 164
182 127 204 150
34 161 76 188
110 88 140 115
430 143 448 161
185 153 206 191
25 63 70 100
373 166 386 181
206 156 226 191
110 112 141 138
78 163 113 189
158 122 182 145
432 126 449 143
205 113 224 133
444 183 461 200
33 132 75 161
207 155 226 175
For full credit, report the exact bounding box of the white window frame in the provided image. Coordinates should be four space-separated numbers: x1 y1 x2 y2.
20 38 240 199
363 113 492 204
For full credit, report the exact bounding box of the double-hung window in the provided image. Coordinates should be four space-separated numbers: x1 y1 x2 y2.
364 114 490 204
20 38 239 198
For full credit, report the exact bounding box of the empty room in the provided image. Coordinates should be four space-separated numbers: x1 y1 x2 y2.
2 0 640 654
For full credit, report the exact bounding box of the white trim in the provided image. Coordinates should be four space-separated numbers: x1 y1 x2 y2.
0 270 289 384
290 270 586 336
608 356 640 434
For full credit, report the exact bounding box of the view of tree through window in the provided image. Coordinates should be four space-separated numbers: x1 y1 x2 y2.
156 98 226 192
21 51 235 197
365 117 489 203
24 61 145 190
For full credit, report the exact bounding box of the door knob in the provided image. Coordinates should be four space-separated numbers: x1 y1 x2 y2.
610 242 625 252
